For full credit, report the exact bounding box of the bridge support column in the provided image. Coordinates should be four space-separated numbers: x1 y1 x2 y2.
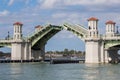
40 46 45 61
104 50 109 63
99 42 109 63
11 42 31 60
31 45 45 60
100 42 104 63
31 50 41 60
85 41 100 63
24 43 31 60
11 42 24 60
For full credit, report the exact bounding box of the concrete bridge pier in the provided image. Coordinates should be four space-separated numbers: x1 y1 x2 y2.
11 42 24 60
11 42 31 60
85 41 110 63
85 41 100 63
104 50 109 63
40 46 45 61
100 42 105 63
24 42 31 60
31 46 45 61
31 50 41 60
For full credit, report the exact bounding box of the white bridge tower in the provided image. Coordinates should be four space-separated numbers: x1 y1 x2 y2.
85 17 100 63
11 22 31 60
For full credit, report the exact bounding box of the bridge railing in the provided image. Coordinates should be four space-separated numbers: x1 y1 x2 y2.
102 34 120 40
85 35 101 40
75 24 88 33
63 23 88 35
27 24 52 39
85 34 120 41
0 39 13 43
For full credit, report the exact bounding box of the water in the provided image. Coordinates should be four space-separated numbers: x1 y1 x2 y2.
0 63 120 80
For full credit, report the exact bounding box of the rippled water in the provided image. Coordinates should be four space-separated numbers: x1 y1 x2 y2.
0 63 120 80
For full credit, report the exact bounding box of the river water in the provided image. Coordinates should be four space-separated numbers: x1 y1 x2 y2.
0 63 120 80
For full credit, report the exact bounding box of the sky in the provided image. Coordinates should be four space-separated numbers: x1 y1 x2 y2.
0 0 120 52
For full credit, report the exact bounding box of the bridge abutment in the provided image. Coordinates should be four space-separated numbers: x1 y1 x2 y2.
85 41 110 63
11 41 31 60
85 41 100 63
11 42 23 60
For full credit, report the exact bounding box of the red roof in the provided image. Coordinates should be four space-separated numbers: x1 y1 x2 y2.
13 22 23 25
88 17 98 21
35 25 43 28
105 20 116 24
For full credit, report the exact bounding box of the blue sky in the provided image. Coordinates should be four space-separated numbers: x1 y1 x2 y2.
0 0 120 52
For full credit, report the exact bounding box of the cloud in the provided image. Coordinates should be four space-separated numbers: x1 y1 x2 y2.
52 13 67 18
64 0 120 6
54 30 76 39
0 10 9 16
40 0 58 9
38 0 120 12
0 0 120 35
8 0 14 6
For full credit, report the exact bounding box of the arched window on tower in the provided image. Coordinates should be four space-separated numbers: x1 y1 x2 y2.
17 26 19 33
97 31 98 35
93 32 95 36
89 26 91 30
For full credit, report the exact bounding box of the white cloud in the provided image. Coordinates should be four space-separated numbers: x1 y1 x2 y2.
8 0 14 6
51 12 87 25
40 0 58 9
64 0 104 5
54 30 76 39
52 13 67 18
64 0 120 6
0 10 9 16
38 0 120 11
0 0 120 36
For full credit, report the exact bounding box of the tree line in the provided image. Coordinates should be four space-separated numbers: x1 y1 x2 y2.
0 51 10 58
46 48 85 57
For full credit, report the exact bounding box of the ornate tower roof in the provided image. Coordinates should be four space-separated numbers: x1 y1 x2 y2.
87 17 99 21
13 22 23 26
105 20 116 24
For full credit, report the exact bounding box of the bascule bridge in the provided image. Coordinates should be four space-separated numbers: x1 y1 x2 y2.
0 17 120 63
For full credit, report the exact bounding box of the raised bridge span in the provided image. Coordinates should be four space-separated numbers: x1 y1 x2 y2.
0 17 120 63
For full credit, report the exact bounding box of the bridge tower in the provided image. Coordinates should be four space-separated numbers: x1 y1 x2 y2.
105 20 119 63
85 17 100 63
11 22 31 60
11 22 23 60
13 22 23 40
88 17 99 37
105 20 116 37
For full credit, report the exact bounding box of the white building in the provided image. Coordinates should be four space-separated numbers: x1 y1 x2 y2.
105 20 116 37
